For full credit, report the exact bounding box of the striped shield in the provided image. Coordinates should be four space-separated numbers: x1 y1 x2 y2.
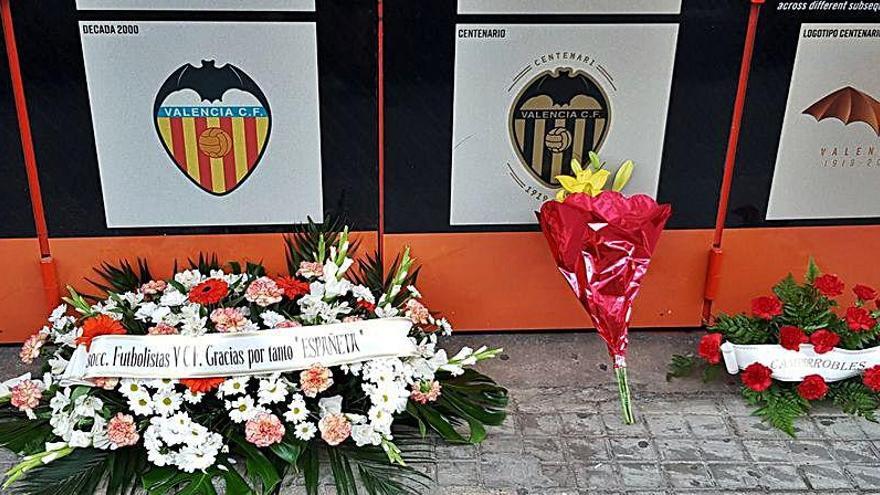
509 68 610 187
156 106 269 195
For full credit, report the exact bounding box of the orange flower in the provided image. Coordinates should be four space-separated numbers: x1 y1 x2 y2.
77 315 126 348
180 377 226 393
188 279 229 305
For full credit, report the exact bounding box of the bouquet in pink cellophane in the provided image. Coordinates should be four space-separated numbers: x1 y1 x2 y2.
537 153 671 424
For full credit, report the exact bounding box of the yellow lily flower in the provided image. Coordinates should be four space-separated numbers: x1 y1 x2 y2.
554 158 610 200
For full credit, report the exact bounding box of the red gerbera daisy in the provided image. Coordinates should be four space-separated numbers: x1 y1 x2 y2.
77 314 126 349
180 377 226 393
188 279 229 305
274 276 310 299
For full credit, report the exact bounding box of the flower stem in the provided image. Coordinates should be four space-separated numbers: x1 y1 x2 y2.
614 366 635 425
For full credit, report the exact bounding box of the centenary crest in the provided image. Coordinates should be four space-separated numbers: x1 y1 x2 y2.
509 67 610 187
153 60 271 195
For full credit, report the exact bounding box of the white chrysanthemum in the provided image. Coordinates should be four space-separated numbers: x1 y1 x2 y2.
226 396 258 423
293 422 317 441
257 379 288 405
48 304 68 324
407 285 422 299
149 378 177 391
283 395 309 423
374 304 398 318
219 377 249 396
153 390 183 416
119 379 146 397
183 390 203 404
128 391 155 416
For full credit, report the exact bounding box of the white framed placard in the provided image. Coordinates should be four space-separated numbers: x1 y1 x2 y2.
76 0 315 11
449 23 678 225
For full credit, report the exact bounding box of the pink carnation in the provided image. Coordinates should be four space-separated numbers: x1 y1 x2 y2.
140 280 167 295
245 412 285 447
210 308 250 333
275 320 302 328
245 277 285 307
342 315 362 323
19 333 46 364
10 380 42 412
300 364 333 398
297 261 324 279
405 299 431 325
410 380 441 404
147 323 179 335
318 413 351 446
91 377 119 390
107 413 139 447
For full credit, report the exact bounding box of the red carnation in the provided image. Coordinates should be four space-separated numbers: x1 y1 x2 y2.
357 300 376 312
863 365 880 392
274 276 310 299
779 325 808 351
809 329 839 354
188 279 229 305
76 314 127 349
180 377 226 393
698 333 723 364
741 362 773 392
751 296 783 320
797 374 828 400
853 284 877 302
814 273 845 297
845 306 876 332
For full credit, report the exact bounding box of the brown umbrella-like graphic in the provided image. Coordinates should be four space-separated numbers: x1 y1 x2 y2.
803 86 880 136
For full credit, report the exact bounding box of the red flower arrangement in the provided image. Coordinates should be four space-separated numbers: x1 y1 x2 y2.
779 326 808 351
275 276 310 299
188 279 229 305
797 375 828 400
698 333 722 364
751 296 783 320
669 259 880 436
741 363 773 392
853 284 877 301
76 314 126 348
180 377 227 393
814 273 845 297
846 306 877 332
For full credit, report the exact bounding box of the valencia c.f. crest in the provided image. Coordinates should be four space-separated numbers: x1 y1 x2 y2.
153 60 271 195
509 68 610 187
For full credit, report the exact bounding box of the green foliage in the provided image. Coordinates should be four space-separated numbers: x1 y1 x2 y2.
143 466 219 495
805 257 821 284
186 253 222 274
353 252 421 307
710 314 772 344
86 258 153 300
828 381 880 421
7 449 108 495
407 369 507 444
284 216 358 273
742 384 810 437
666 354 698 381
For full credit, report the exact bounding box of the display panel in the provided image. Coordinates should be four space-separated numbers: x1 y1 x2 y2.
79 21 323 227
76 0 315 11
767 23 880 220
457 0 681 15
449 23 678 225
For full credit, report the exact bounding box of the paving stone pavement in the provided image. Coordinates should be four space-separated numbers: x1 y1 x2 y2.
1 332 879 494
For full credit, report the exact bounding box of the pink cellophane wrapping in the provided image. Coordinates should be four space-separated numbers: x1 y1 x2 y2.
537 191 672 368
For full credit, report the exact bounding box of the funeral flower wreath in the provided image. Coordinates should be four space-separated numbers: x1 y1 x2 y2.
669 259 880 436
0 222 507 495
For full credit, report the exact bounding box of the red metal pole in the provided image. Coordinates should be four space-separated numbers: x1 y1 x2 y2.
376 0 386 267
1 0 60 310
703 0 764 321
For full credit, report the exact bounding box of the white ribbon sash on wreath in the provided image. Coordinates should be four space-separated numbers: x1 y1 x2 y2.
720 342 877 382
60 317 417 385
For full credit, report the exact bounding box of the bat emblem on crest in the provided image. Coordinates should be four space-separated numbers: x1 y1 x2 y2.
803 86 880 137
509 67 610 188
153 60 272 195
